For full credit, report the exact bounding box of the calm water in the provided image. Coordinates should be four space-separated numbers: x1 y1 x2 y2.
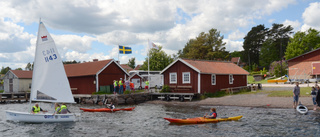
1 102 320 136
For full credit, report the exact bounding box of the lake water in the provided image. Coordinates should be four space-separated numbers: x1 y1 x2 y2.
1 102 320 136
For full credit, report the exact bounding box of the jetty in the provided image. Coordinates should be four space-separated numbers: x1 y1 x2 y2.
0 92 30 103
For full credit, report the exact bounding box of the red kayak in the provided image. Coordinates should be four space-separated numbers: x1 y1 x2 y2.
80 107 135 112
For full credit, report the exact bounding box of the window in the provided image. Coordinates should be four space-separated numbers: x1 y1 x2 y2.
211 74 216 85
182 72 190 84
229 74 233 84
170 73 177 84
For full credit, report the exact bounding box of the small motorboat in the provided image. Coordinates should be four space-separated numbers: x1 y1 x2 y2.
296 102 308 115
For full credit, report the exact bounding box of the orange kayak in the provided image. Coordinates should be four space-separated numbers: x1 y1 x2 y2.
80 107 135 112
163 115 242 124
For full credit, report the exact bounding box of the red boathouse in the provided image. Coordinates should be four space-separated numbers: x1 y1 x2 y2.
161 58 249 94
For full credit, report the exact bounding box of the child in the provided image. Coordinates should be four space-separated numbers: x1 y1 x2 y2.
204 108 217 119
130 82 135 93
107 102 115 109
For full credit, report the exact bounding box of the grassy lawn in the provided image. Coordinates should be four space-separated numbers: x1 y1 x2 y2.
264 87 311 97
247 75 288 84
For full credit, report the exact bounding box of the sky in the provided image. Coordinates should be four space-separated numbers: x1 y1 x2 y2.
1 0 320 70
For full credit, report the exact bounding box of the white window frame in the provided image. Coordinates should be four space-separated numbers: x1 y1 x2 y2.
211 74 216 85
182 72 191 84
170 72 177 84
229 74 233 84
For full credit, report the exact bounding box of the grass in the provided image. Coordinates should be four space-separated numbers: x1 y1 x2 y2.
247 75 288 84
264 87 311 97
0 90 3 93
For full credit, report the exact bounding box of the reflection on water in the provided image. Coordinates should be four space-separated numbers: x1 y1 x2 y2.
1 102 320 136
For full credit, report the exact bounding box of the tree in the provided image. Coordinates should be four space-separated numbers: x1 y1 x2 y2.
15 68 23 70
63 60 80 64
25 62 33 71
243 24 267 68
0 66 11 74
178 28 229 60
285 28 320 60
269 60 287 77
140 46 174 71
127 57 135 69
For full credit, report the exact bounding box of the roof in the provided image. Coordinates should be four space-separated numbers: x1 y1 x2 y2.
161 58 249 75
9 70 33 79
64 59 129 77
121 64 133 72
129 72 143 79
287 47 320 62
231 57 240 64
133 65 142 70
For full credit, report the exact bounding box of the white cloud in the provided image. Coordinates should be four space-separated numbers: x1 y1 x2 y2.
282 19 301 32
302 2 320 31
223 39 243 52
228 30 246 41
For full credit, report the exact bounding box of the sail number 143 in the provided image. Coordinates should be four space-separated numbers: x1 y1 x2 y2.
42 48 58 62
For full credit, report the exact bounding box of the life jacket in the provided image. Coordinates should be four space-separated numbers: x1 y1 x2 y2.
55 107 59 112
119 80 123 86
130 83 134 88
114 81 118 86
59 105 67 113
145 81 149 86
33 106 40 113
209 112 217 119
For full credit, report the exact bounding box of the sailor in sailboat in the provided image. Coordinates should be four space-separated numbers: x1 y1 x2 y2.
31 103 48 114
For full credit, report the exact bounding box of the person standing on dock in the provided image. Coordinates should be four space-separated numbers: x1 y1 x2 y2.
145 80 149 93
293 82 300 109
311 86 318 110
119 78 124 94
125 79 130 92
113 80 118 94
130 81 135 93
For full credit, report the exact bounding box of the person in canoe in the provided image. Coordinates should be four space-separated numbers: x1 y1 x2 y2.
31 103 48 114
204 108 217 119
107 102 115 109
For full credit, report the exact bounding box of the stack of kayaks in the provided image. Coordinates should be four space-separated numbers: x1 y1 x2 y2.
163 115 242 124
80 107 135 112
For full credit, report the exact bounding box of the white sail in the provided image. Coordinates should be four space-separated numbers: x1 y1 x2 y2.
30 21 74 103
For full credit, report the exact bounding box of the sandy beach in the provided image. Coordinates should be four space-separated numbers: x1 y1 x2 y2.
147 83 318 109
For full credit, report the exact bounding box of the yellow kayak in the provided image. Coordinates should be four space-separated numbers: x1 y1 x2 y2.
163 115 243 124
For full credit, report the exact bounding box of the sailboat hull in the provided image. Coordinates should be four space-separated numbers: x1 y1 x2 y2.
6 110 76 123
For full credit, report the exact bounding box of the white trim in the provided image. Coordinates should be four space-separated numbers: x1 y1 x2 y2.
229 74 233 84
198 73 201 94
182 72 191 84
211 74 216 85
95 75 99 92
169 72 177 84
160 58 200 74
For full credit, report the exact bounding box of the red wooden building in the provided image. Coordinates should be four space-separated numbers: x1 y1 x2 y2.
161 58 249 94
64 59 129 94
287 48 320 80
128 72 143 89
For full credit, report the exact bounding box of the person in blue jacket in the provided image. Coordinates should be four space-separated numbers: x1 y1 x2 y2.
204 108 217 119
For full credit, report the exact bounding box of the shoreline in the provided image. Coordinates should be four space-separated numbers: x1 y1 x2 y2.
145 93 318 110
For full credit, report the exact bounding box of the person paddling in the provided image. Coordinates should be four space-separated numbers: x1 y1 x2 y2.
107 102 115 109
204 108 217 119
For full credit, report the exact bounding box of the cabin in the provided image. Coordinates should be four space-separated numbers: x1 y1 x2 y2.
64 59 130 94
287 48 320 82
161 58 249 94
128 72 143 89
121 64 133 72
3 70 33 93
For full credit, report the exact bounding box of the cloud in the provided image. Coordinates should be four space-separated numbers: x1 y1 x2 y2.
228 30 246 41
282 19 301 32
302 2 320 31
223 39 243 52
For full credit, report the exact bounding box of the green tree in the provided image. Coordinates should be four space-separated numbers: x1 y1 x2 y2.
285 28 320 60
25 62 33 71
0 66 11 74
243 24 267 68
63 60 80 64
140 46 174 71
15 68 23 70
127 57 135 69
178 28 229 60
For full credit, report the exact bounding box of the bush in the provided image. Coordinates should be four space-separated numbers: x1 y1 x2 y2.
160 85 171 93
269 60 287 77
204 91 227 98
0 90 3 93
92 91 108 95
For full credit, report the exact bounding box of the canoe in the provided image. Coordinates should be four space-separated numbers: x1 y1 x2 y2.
163 115 243 124
267 79 287 83
80 107 135 112
296 104 308 115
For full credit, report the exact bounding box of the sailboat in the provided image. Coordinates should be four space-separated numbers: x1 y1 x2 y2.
6 20 77 123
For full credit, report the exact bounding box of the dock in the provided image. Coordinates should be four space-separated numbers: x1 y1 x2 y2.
0 92 30 103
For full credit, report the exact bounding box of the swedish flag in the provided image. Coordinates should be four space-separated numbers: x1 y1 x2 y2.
119 45 132 54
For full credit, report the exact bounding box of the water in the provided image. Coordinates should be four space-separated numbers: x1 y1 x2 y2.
1 102 320 136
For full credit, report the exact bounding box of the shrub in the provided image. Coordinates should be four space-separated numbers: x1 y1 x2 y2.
160 85 171 93
269 60 287 77
0 90 4 93
92 91 108 95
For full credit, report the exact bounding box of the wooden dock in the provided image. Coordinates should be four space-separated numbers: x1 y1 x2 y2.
150 93 195 102
0 92 30 103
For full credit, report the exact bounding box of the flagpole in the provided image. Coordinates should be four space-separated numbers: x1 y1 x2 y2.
118 44 120 63
148 39 150 92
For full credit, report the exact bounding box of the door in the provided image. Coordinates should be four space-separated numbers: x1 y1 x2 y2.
131 78 140 89
9 79 13 92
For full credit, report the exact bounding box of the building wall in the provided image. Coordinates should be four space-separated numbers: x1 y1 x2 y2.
98 62 129 89
3 71 19 93
289 49 320 62
162 61 198 93
130 74 142 88
288 61 315 79
200 74 247 94
18 79 32 92
68 76 96 94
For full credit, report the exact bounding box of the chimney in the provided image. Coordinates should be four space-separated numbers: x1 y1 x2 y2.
93 59 98 62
